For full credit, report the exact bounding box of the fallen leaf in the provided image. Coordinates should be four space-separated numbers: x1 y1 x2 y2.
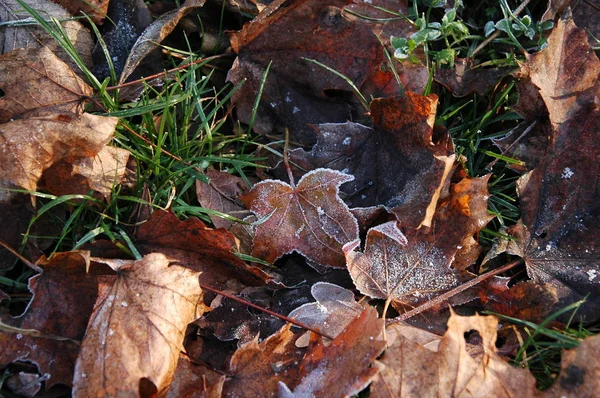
288 282 362 345
242 168 359 267
524 9 599 126
195 168 249 229
0 113 119 202
72 253 205 397
167 354 225 398
278 92 456 228
279 306 385 397
370 311 538 397
223 324 303 397
0 0 93 72
0 47 92 123
344 221 461 305
544 333 600 397
435 58 513 97
51 0 109 25
0 251 112 388
483 282 559 323
228 0 386 142
135 210 273 288
508 12 600 322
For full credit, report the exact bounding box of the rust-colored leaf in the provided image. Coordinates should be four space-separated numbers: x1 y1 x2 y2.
136 210 273 288
223 324 303 397
344 221 461 304
0 251 112 388
0 113 119 202
51 0 109 25
279 306 385 397
0 47 92 123
242 168 359 267
72 253 205 397
167 354 225 398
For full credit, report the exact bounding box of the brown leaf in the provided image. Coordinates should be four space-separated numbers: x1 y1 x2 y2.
0 47 92 123
228 0 386 142
371 311 538 397
72 253 205 397
344 221 461 304
543 333 600 397
167 354 225 398
195 168 249 229
136 210 273 288
279 306 385 397
0 0 93 72
0 113 119 201
483 282 559 323
242 168 359 267
509 12 600 322
278 92 456 228
524 10 599 126
223 324 303 397
0 251 112 388
51 0 109 25
435 58 512 97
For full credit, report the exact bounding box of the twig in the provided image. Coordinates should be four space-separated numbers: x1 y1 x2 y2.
0 239 43 274
389 260 522 323
199 282 335 340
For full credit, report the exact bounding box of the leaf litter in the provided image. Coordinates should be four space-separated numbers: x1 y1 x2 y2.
0 1 599 397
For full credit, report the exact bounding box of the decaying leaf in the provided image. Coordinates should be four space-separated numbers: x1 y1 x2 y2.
242 168 359 267
223 324 303 397
435 58 512 97
371 311 538 397
508 12 600 321
279 93 455 228
72 253 205 397
196 168 249 229
0 47 92 123
0 251 112 388
51 0 109 25
344 221 461 304
228 0 386 142
288 282 362 345
279 306 385 397
167 354 225 398
0 0 93 71
0 113 119 201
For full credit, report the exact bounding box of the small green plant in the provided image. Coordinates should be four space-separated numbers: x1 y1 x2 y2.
391 0 469 67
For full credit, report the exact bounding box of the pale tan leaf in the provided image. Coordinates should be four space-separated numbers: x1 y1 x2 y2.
72 253 205 398
0 113 119 201
72 146 132 199
0 0 93 72
0 47 92 123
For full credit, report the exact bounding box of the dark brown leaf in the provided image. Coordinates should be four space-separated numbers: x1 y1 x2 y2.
242 168 359 267
435 58 512 97
195 168 249 229
167 354 225 398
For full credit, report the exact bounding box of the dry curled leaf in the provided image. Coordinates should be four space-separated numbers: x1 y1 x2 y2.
0 47 92 123
242 168 359 267
72 253 205 397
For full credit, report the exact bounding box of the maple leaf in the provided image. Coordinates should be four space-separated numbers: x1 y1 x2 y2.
508 13 600 321
228 0 394 143
370 311 538 397
0 113 120 202
279 306 385 397
277 92 456 228
0 251 112 388
242 168 359 267
72 253 205 397
0 47 92 123
223 324 303 397
344 221 461 305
